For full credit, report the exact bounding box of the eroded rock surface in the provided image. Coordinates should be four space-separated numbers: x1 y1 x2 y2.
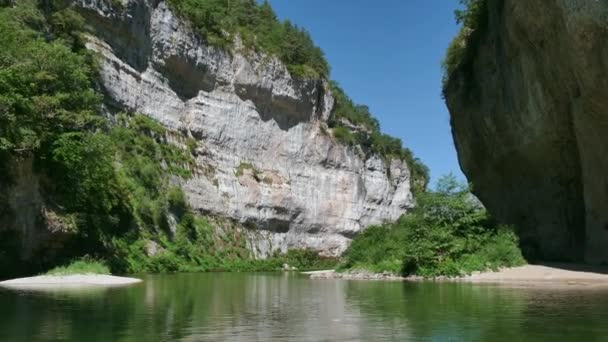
69 0 414 256
444 0 608 263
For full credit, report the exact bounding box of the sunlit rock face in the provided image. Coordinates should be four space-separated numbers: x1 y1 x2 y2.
72 0 414 256
445 0 608 263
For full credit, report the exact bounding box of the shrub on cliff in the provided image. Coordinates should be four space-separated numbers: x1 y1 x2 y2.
329 82 430 192
166 0 329 79
162 0 429 189
339 174 525 277
442 0 488 91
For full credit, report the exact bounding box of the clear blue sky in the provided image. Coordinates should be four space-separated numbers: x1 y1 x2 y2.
268 1 465 187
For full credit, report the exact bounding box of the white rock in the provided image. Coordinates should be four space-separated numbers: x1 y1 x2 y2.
74 0 415 257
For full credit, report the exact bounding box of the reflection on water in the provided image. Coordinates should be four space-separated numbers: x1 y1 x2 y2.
1 273 608 341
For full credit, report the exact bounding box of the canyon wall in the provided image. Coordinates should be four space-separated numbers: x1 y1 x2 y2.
67 0 414 257
444 0 608 263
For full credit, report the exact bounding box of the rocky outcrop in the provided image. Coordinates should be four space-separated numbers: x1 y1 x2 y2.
444 0 608 263
69 0 414 256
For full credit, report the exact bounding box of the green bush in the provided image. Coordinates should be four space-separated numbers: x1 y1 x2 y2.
331 125 357 145
339 174 526 277
46 258 111 275
329 82 380 132
328 82 430 191
442 0 488 91
280 249 337 270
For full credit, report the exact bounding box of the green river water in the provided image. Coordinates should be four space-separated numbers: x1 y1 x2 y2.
1 272 607 341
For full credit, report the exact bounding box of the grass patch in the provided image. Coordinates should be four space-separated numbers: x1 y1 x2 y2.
338 175 526 277
46 259 110 276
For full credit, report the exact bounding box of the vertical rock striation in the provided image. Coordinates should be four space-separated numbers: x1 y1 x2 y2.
68 0 414 256
444 0 608 263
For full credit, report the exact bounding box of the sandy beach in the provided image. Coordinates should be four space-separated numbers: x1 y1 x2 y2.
308 264 608 288
458 264 608 287
0 274 142 289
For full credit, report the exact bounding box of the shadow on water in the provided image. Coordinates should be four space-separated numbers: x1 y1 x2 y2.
1 273 608 341
344 280 608 341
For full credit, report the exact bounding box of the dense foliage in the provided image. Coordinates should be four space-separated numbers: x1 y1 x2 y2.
339 175 525 277
1 0 443 277
0 1 99 155
328 82 430 192
166 0 329 79
0 1 336 276
0 1 118 272
442 0 488 92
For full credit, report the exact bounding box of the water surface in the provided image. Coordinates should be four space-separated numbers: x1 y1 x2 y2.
1 273 607 341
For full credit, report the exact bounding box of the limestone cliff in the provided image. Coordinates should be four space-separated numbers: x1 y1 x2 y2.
54 0 415 257
444 0 608 263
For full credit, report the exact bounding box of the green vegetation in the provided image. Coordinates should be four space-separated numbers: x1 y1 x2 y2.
43 110 203 273
157 0 428 191
0 0 441 277
235 162 261 178
442 0 488 92
113 234 337 274
234 162 275 184
0 1 335 276
329 81 380 133
46 258 111 276
0 1 100 156
338 175 525 277
163 0 428 190
166 0 329 79
328 82 430 192
110 0 125 10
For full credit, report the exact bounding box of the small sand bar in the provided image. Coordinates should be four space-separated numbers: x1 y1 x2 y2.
0 274 142 289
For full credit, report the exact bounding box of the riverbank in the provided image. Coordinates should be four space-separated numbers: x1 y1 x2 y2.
0 275 142 289
308 264 608 287
308 269 407 281
459 264 608 287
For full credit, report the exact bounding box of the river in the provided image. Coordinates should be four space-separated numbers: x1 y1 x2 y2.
1 272 607 341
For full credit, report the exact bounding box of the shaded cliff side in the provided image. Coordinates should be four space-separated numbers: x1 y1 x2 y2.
444 0 608 263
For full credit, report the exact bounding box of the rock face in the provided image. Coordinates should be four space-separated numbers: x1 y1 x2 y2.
0 157 75 272
444 0 608 263
69 0 414 256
